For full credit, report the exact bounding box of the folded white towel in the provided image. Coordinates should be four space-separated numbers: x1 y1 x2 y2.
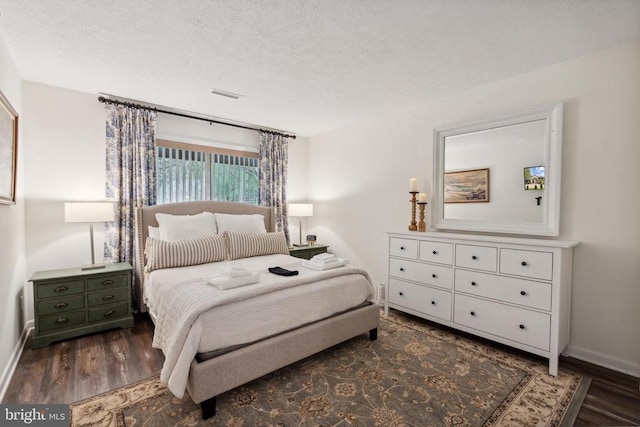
208 272 260 290
310 253 337 264
302 258 347 271
220 262 251 278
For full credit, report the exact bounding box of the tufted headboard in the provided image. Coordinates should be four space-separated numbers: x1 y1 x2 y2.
134 201 276 312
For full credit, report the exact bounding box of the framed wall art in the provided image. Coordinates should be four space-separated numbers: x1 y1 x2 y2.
0 89 18 204
524 165 545 190
444 168 490 203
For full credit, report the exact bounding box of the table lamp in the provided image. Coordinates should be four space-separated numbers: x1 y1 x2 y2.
64 201 115 270
288 203 313 246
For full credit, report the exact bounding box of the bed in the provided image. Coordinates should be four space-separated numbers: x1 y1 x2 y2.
134 201 380 419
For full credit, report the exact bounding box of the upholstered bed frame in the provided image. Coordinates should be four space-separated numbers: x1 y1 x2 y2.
134 201 380 418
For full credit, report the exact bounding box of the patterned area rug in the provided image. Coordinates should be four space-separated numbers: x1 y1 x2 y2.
70 311 589 426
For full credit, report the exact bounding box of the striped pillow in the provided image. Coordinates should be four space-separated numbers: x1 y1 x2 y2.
145 233 226 272
225 231 290 260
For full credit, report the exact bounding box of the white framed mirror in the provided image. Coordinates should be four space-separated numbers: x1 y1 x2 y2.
432 102 563 236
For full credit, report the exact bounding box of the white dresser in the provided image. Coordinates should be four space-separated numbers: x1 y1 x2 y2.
385 231 579 375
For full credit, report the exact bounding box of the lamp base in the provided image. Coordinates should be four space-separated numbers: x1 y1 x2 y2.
292 243 309 247
82 263 107 271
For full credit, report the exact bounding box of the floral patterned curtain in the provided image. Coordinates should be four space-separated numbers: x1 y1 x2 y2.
258 131 290 243
104 104 157 308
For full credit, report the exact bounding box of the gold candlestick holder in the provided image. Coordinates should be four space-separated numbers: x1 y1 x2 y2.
417 202 427 232
408 191 418 231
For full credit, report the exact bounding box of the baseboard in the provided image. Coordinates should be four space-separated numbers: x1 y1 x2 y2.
564 344 640 378
0 320 33 401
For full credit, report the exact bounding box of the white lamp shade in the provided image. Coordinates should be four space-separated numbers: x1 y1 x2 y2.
65 202 116 223
288 203 313 217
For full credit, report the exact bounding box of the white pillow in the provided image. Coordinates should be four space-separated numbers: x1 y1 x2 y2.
155 211 217 242
215 213 267 234
148 226 161 240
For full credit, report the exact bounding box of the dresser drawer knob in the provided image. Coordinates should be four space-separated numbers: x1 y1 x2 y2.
101 280 114 286
431 300 436 305
520 291 527 296
55 318 68 324
470 311 475 316
472 255 478 260
431 274 437 278
400 246 405 250
103 294 115 300
54 286 68 293
519 324 525 330
471 281 477 286
54 302 68 309
399 292 404 296
521 261 527 266
399 268 405 272
104 310 116 317
432 250 438 255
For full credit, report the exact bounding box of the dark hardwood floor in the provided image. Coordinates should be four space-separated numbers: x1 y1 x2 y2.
3 314 639 426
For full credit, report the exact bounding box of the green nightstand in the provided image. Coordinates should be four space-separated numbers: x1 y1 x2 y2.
288 244 329 260
31 262 134 348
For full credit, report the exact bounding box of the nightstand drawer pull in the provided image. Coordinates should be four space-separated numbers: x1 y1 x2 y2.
521 261 527 266
399 292 404 296
431 274 437 278
54 302 68 309
101 280 114 286
103 294 115 300
54 286 68 292
472 255 478 260
519 324 525 329
520 291 527 296
431 300 436 305
104 310 116 317
432 250 437 255
55 317 69 324
400 246 405 250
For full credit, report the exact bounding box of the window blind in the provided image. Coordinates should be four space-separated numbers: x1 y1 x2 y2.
156 140 259 205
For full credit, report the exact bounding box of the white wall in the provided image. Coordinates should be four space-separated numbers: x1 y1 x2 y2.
307 40 640 376
0 35 26 396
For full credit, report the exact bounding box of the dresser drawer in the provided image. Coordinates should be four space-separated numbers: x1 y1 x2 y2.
389 258 452 289
455 244 497 272
36 295 85 316
88 302 130 323
454 294 550 351
455 270 551 311
389 238 418 259
419 241 453 265
87 274 129 291
87 287 129 307
500 249 553 281
37 279 85 299
389 278 452 321
38 310 86 333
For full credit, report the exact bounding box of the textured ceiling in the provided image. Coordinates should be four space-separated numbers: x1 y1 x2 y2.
0 1 639 136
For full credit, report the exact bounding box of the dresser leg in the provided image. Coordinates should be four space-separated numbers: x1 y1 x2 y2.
549 357 558 377
369 328 378 341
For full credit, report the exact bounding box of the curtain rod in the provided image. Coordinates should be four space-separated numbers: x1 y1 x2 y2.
97 96 296 140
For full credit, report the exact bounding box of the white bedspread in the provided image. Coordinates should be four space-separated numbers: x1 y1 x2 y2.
150 256 374 398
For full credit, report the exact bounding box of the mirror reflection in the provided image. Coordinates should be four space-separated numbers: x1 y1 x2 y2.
443 119 546 222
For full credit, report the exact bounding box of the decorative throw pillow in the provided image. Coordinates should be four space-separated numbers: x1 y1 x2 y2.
215 213 267 234
145 233 226 272
155 211 217 241
225 231 290 260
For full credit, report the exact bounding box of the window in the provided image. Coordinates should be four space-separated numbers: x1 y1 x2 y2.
156 140 259 205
